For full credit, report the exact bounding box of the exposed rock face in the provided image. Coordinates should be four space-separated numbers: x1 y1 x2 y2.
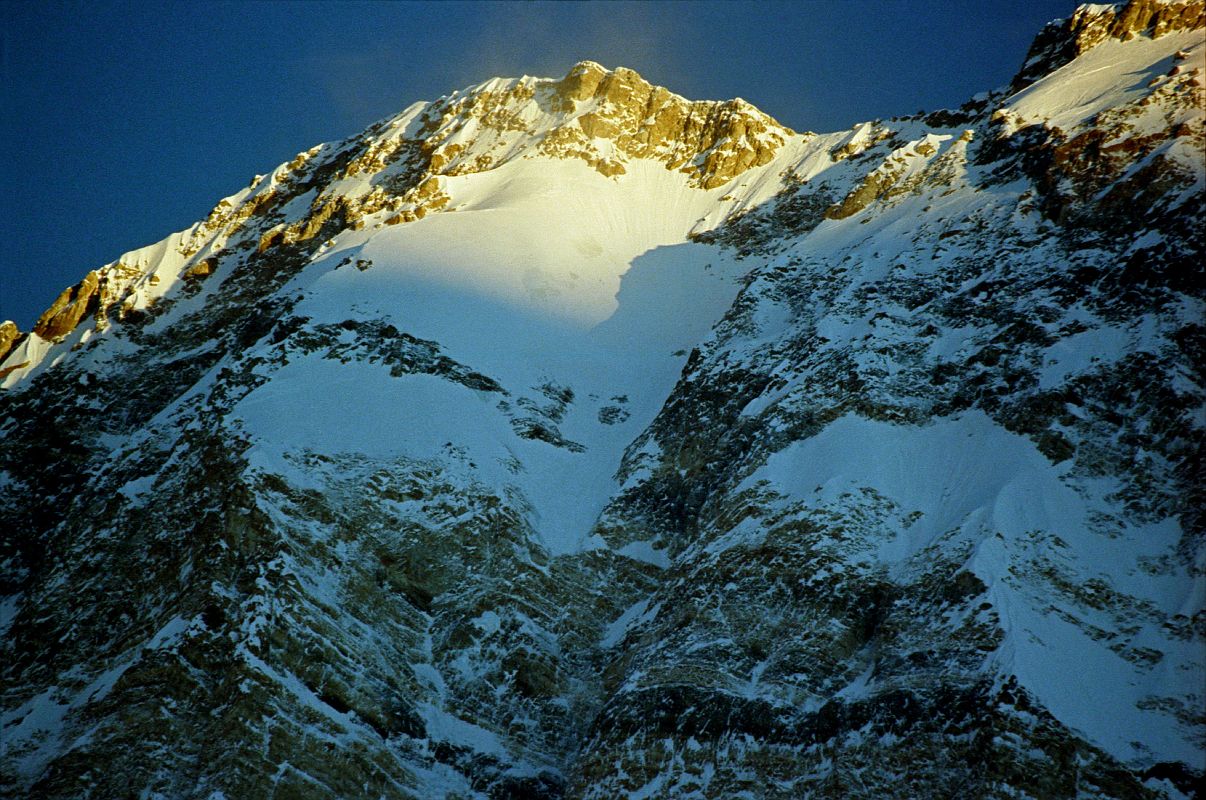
0 321 20 363
31 271 100 341
1010 0 1205 91
1 61 795 360
545 61 793 188
821 133 960 220
2 4 1203 799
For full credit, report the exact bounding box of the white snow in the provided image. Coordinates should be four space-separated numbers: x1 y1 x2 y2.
3 34 1203 787
740 412 1203 766
615 540 671 568
1038 324 1130 387
232 155 780 555
1006 29 1205 131
600 598 656 649
0 615 192 784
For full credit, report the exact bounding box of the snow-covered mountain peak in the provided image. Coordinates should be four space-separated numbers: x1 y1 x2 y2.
1011 0 1204 91
1 10 1203 796
0 60 810 387
413 58 797 189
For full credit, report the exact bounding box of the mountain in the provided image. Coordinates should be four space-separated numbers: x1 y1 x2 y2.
2 2 1203 797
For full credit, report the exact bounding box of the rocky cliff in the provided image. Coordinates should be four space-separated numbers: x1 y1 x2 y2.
2 2 1203 798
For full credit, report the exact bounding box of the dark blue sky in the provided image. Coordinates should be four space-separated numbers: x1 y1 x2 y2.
1 0 1072 329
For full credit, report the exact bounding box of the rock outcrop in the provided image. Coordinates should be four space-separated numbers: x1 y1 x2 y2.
31 271 100 341
544 61 794 187
0 321 20 363
1010 0 1205 91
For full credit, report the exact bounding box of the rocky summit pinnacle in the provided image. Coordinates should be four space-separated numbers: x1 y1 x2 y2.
2 2 1204 798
